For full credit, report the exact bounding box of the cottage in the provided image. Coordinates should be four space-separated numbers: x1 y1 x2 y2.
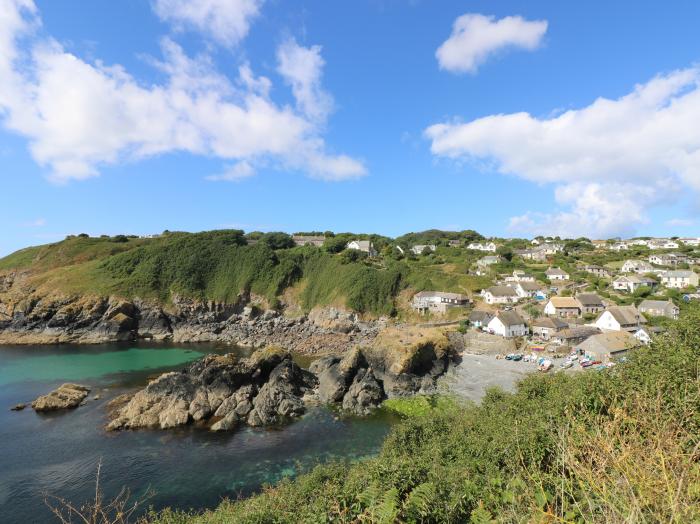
487 311 528 338
410 244 436 255
661 270 699 289
583 265 611 278
292 235 325 247
595 306 646 333
545 267 570 281
638 299 679 319
576 293 605 315
649 253 688 266
576 331 640 362
513 281 547 299
540 243 565 255
551 326 601 345
543 297 581 318
469 310 494 328
633 328 652 345
467 242 497 252
621 260 654 274
481 286 519 305
612 275 657 293
412 291 469 314
515 248 548 262
680 237 700 246
475 256 503 275
346 240 377 257
531 317 568 340
609 242 629 251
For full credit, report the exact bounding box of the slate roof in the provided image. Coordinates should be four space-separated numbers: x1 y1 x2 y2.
485 285 518 297
605 306 647 326
576 293 604 307
494 310 525 327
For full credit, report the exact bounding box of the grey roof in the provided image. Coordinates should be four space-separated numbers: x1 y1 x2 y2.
664 270 696 278
485 285 518 297
546 267 568 275
605 306 647 326
576 293 604 307
532 317 568 330
554 326 601 341
414 291 469 301
494 310 525 327
469 310 494 322
518 281 545 291
638 300 677 311
577 331 639 355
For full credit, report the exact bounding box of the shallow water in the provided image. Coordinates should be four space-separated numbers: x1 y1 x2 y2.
0 343 397 523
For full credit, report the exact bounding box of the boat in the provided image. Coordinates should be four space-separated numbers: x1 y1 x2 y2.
511 354 523 361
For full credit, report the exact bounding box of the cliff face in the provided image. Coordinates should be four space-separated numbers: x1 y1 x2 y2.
0 271 381 353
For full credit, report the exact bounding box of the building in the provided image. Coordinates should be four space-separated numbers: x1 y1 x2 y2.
545 267 570 281
661 270 699 289
543 297 582 318
612 275 658 293
475 256 503 275
504 270 535 283
469 310 494 328
346 240 377 257
412 291 469 314
609 242 629 251
637 299 680 319
487 311 528 338
647 239 680 250
680 237 700 246
513 281 547 299
467 242 497 252
649 253 688 266
410 244 436 255
576 293 605 315
292 235 325 247
576 331 640 362
583 265 611 278
515 248 548 262
531 317 568 340
595 306 646 333
551 326 601 345
448 240 462 247
621 260 654 274
539 243 565 255
481 285 520 305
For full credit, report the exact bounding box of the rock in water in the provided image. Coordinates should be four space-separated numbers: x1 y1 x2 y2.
10 403 26 411
32 384 90 411
342 368 384 414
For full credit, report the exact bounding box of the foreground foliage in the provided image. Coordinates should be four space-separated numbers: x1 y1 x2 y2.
147 307 700 523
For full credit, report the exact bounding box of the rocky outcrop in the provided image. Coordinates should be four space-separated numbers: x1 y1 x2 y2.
32 384 91 411
107 348 317 431
0 274 380 353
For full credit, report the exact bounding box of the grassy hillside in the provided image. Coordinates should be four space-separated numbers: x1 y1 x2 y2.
0 230 484 316
148 307 700 523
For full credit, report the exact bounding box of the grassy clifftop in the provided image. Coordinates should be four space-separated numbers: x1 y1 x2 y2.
0 230 487 316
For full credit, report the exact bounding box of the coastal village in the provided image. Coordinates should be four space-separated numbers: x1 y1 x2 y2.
292 233 700 372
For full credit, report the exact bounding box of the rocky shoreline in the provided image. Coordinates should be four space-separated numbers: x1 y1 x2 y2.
107 344 452 432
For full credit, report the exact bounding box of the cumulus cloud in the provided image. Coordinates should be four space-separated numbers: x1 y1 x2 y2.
425 67 700 238
152 0 263 47
0 0 366 183
436 14 547 74
276 38 333 123
205 161 255 182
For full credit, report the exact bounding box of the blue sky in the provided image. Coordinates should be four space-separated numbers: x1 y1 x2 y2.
2 0 700 256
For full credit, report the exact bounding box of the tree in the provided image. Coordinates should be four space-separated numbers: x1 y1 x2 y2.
496 246 513 262
260 232 295 250
324 236 348 254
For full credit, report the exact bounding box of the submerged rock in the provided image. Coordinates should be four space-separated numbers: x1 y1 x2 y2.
32 384 90 411
10 403 26 411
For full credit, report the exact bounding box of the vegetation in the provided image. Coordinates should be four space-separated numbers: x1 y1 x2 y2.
147 306 700 523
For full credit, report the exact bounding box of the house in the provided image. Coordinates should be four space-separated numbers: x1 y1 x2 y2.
583 265 611 278
543 297 582 318
551 326 601 345
661 270 699 289
467 242 497 252
412 291 469 314
515 248 549 262
576 331 640 362
609 242 629 251
469 310 494 328
649 253 688 266
475 256 503 275
346 240 377 257
633 328 652 345
410 244 436 255
292 235 325 247
513 281 547 299
487 311 528 338
531 317 568 340
638 299 680 319
576 293 605 315
612 275 657 293
540 243 565 255
595 305 646 333
621 260 655 274
647 238 679 250
448 240 462 247
545 267 570 281
481 285 519 305
680 237 700 246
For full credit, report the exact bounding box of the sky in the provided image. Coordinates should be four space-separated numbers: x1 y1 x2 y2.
2 0 700 256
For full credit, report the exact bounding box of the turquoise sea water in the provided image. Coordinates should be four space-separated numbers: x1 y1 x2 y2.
0 343 396 524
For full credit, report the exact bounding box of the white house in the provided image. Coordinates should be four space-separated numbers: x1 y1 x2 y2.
513 281 546 299
595 306 646 333
609 242 629 251
612 275 657 293
412 291 469 314
410 244 436 255
680 237 700 246
661 270 699 289
487 311 528 338
621 260 654 274
545 267 570 281
346 240 378 257
469 310 494 328
649 253 688 266
544 297 582 318
633 328 652 345
467 242 497 252
540 243 565 255
481 285 519 305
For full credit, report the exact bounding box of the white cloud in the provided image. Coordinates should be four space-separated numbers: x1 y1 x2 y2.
276 38 333 123
0 0 366 183
152 0 263 47
20 217 46 227
436 14 547 74
666 218 695 227
205 161 255 182
425 67 700 238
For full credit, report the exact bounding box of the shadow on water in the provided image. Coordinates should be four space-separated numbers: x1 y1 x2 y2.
0 342 397 523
